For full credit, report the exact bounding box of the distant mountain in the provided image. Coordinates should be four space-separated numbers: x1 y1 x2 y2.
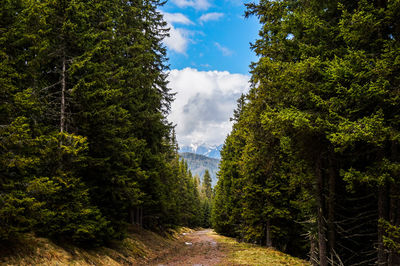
179 152 220 187
179 143 223 159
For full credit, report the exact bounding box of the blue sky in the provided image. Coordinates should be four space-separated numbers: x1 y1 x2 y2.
161 0 260 74
162 0 260 146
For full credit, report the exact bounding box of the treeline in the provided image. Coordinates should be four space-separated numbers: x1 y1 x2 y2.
168 161 213 229
199 169 213 228
212 0 400 265
163 160 213 229
0 0 201 245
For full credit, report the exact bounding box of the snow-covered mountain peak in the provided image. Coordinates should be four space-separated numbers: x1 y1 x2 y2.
179 143 223 159
190 143 198 153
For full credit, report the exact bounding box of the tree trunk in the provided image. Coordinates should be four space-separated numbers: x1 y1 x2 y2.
395 186 400 266
316 156 328 266
378 184 388 265
60 55 66 133
130 208 135 225
328 155 336 263
310 235 319 266
140 207 143 227
389 142 400 265
136 207 140 226
266 219 272 247
388 184 400 266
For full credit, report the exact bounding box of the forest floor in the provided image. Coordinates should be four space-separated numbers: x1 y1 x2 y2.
150 229 309 266
0 227 308 265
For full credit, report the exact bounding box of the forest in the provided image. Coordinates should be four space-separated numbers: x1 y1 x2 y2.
212 0 400 265
180 152 220 186
0 0 211 246
2 0 400 265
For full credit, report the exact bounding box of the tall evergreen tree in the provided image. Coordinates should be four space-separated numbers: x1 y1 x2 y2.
1 0 202 246
202 170 212 200
213 0 400 264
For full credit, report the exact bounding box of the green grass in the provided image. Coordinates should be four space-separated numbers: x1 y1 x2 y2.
210 231 310 266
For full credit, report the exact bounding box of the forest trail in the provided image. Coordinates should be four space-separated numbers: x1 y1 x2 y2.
151 229 226 266
0 227 307 265
149 229 308 266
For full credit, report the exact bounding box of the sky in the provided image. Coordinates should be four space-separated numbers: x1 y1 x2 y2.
162 0 260 146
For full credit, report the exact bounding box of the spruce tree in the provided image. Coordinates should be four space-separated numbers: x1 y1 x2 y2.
213 0 400 264
202 170 212 200
1 0 200 245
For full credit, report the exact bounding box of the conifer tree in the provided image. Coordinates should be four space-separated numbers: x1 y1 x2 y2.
202 170 212 200
1 0 203 245
212 97 247 237
213 0 400 264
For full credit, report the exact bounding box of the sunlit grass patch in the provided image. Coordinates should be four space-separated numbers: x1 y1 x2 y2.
0 226 191 265
210 231 309 266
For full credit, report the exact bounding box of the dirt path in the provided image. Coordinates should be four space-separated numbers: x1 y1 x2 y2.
150 229 226 266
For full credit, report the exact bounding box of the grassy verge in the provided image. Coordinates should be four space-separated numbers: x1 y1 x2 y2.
210 231 309 266
0 226 191 265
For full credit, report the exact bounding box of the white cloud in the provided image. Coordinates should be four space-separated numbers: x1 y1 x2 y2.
162 13 194 54
199 12 224 23
163 12 194 25
164 24 189 54
214 42 233 56
168 68 250 146
171 0 211 10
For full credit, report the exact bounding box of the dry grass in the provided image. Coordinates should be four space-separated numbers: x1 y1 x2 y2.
210 231 310 266
0 226 192 266
0 228 309 266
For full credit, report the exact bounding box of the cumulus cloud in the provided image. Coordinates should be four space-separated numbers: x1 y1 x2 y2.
168 68 250 146
171 0 211 10
199 12 224 23
214 42 233 56
163 12 194 25
164 24 189 54
162 13 193 54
